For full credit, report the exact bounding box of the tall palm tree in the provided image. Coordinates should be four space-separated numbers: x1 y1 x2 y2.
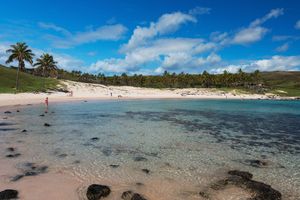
6 42 35 90
34 53 58 78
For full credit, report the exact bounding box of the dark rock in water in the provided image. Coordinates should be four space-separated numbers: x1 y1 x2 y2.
0 189 18 199
102 149 112 156
11 163 48 182
39 114 45 117
11 174 25 182
121 191 134 200
16 110 20 112
73 160 81 164
199 191 209 199
84 100 88 102
21 129 27 133
6 147 15 152
133 156 148 162
132 193 147 200
209 170 281 200
109 164 119 168
44 123 51 127
91 137 99 141
246 179 282 200
6 153 21 158
141 169 150 174
58 153 68 158
4 111 12 114
121 191 147 200
136 182 144 186
86 184 111 200
228 170 253 180
24 171 38 176
245 159 269 168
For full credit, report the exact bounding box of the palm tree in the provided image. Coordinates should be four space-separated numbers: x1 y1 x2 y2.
34 53 58 78
6 42 35 90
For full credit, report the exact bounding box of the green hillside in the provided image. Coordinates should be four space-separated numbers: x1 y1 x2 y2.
261 71 300 97
0 65 60 93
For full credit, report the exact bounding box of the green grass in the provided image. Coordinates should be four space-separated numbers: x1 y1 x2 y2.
260 71 300 97
0 65 60 93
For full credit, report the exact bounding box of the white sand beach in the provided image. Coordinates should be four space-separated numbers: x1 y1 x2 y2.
0 80 277 108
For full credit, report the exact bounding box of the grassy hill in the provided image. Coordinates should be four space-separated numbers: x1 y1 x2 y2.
261 71 300 97
0 65 60 93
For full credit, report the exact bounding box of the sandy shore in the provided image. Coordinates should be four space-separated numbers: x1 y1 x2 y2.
0 80 281 108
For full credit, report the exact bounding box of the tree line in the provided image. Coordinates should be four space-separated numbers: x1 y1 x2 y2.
55 69 262 89
4 42 263 90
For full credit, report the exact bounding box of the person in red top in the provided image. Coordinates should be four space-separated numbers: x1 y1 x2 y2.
45 97 49 113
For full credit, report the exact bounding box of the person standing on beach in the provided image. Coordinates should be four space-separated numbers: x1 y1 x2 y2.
45 97 49 113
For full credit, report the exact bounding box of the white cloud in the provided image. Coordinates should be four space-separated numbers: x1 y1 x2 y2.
88 37 218 74
253 55 300 71
295 20 300 29
210 55 300 73
39 23 127 48
231 8 283 45
250 8 284 27
0 44 9 64
38 22 71 36
121 12 197 52
275 42 289 52
188 7 211 15
232 27 268 44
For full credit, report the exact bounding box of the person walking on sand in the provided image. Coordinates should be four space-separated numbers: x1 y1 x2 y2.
45 97 49 113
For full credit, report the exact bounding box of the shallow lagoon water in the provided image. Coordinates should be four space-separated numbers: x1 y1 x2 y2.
1 99 300 199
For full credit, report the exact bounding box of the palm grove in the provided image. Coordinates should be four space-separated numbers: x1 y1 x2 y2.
5 42 263 91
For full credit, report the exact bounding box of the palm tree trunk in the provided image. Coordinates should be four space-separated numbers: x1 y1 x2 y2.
43 66 45 90
15 62 21 91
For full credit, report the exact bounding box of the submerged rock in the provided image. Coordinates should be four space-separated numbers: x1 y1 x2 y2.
11 175 24 182
58 153 68 158
44 123 51 127
199 191 209 199
245 159 269 168
6 147 15 152
208 170 281 200
109 164 119 168
16 110 20 112
133 156 148 162
86 184 111 200
6 153 21 158
136 182 144 186
91 137 99 141
121 191 147 200
39 114 45 117
228 170 253 180
0 189 18 199
4 111 12 114
21 129 27 133
73 160 81 164
11 163 48 182
141 169 150 174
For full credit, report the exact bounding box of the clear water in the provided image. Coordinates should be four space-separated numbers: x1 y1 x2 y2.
1 99 300 200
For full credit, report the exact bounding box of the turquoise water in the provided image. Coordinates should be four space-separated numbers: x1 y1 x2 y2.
1 99 300 199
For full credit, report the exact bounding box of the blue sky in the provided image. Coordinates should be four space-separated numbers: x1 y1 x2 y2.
0 0 300 75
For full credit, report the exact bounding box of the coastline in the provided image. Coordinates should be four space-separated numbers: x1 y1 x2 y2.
0 80 296 108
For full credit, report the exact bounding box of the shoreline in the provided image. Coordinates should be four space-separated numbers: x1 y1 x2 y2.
0 80 297 108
